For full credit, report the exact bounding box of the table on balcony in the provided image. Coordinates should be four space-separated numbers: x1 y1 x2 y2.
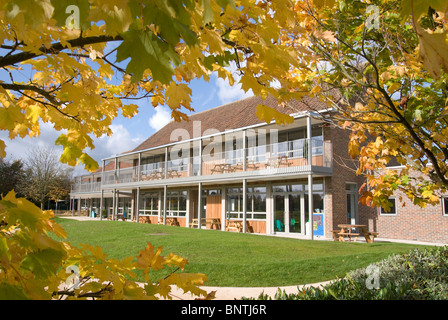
167 170 181 178
266 156 292 168
234 160 259 171
148 171 163 179
211 163 235 174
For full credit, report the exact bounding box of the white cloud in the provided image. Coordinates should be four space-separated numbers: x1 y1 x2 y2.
0 122 143 176
148 106 172 131
103 124 143 156
213 62 254 104
0 122 65 162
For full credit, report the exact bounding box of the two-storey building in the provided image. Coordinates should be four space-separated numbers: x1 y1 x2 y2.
70 95 448 243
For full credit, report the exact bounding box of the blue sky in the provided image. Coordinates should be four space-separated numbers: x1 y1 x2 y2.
0 64 253 176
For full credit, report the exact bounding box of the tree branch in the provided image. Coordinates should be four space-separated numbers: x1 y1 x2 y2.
0 35 123 68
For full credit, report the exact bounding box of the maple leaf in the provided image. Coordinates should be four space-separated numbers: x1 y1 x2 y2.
255 104 294 126
116 28 179 84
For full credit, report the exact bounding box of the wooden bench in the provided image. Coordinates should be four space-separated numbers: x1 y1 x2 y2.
338 232 360 242
189 218 206 228
329 229 360 242
226 221 243 232
366 232 379 243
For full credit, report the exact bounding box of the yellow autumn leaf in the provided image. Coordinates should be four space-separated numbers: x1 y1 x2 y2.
0 139 6 158
415 24 448 78
165 82 192 110
255 104 294 126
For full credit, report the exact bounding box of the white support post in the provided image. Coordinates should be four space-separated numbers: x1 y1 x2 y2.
198 139 203 176
163 185 167 225
307 114 314 240
164 147 168 180
100 189 104 221
112 189 116 220
198 182 202 229
243 130 247 172
221 186 226 231
307 115 312 165
138 153 142 182
242 179 247 233
136 187 140 223
308 173 314 240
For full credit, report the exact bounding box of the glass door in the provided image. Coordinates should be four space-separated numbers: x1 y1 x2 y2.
346 183 358 224
274 195 285 232
273 192 305 235
288 194 302 234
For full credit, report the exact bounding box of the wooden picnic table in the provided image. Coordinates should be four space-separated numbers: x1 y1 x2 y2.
166 217 180 226
189 218 221 229
211 163 235 174
167 169 181 178
330 224 379 243
225 220 244 232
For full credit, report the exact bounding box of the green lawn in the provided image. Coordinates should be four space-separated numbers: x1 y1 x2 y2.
54 218 434 287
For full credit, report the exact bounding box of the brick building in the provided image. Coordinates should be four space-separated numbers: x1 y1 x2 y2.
69 95 447 244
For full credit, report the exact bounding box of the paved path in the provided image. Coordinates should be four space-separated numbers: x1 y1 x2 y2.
167 281 334 300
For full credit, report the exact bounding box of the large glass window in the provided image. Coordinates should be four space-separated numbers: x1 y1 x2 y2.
166 190 187 217
226 186 267 220
139 191 159 216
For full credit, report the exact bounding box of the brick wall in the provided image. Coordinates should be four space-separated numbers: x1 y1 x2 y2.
376 168 448 243
323 124 377 238
325 124 448 244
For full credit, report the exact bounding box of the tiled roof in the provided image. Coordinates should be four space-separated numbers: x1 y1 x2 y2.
132 95 327 152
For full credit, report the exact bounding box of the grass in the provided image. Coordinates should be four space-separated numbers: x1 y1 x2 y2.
53 217 434 287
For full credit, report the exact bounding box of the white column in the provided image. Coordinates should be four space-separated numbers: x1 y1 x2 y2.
136 187 140 223
100 189 104 221
242 179 247 233
164 147 168 179
266 181 272 235
221 186 226 231
163 185 167 225
307 114 314 240
308 174 314 240
243 130 247 171
197 182 202 229
307 115 312 165
186 189 190 227
138 153 142 181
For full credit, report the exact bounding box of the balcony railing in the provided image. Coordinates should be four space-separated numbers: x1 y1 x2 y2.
71 138 332 191
71 181 101 193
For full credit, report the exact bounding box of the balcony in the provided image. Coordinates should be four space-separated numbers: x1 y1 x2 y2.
71 181 101 193
94 138 332 188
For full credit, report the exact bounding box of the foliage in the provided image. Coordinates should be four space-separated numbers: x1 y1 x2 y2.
0 157 26 197
0 191 209 300
250 246 448 300
0 0 305 171
18 147 73 210
284 0 448 210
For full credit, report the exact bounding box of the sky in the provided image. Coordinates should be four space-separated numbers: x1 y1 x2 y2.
0 66 254 177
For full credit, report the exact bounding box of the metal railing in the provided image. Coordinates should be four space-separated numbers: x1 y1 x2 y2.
71 138 332 190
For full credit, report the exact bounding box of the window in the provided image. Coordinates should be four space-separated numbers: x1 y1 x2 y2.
380 198 397 215
226 186 266 220
443 197 448 216
166 190 187 217
139 192 159 216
